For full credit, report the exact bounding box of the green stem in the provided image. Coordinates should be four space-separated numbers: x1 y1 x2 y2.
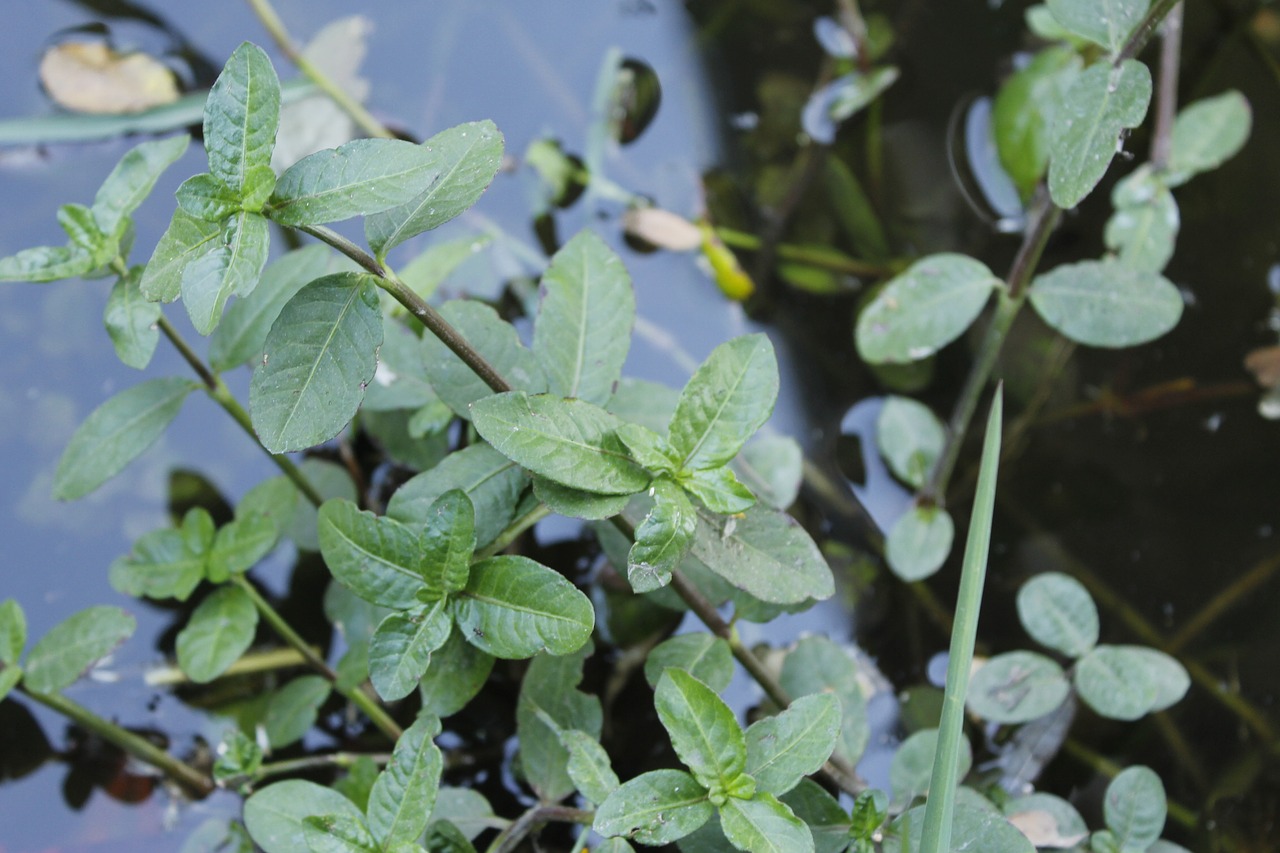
1165 550 1280 654
250 750 390 785
19 684 214 796
230 575 404 741
475 502 552 560
715 226 891 277
243 0 394 140
1115 0 1185 66
485 804 592 853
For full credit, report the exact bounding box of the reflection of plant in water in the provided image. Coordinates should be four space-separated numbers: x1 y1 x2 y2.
0 0 1264 850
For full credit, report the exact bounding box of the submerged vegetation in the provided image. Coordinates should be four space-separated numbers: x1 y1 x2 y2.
0 0 1273 850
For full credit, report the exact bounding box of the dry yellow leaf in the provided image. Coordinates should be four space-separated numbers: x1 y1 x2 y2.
39 41 179 114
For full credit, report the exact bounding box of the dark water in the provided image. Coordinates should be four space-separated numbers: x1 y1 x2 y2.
0 1 1277 850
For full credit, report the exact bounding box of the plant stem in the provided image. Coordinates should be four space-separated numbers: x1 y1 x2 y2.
1115 0 1185 66
145 646 312 686
230 575 404 741
475 502 552 560
1060 738 1199 830
1150 3 1183 169
1165 550 1280 654
251 750 391 784
715 226 891 277
485 804 592 853
18 684 214 796
242 0 394 140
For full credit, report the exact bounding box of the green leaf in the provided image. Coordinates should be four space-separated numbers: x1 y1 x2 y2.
24 606 136 693
967 651 1070 724
669 334 779 471
104 267 161 369
418 626 495 716
368 603 452 701
890 729 972 805
386 443 526 548
318 500 428 608
176 172 242 221
207 514 280 581
176 585 259 683
1075 644 1161 720
1002 793 1088 849
245 780 366 853
1105 169 1179 272
885 505 954 582
1016 572 1098 657
532 230 635 406
250 273 382 452
655 669 746 791
397 234 493 303
1128 646 1190 712
264 674 330 748
57 203 109 258
616 423 677 472
517 645 602 802
427 787 500 841
1048 60 1152 208
780 780 854 853
993 47 1080 200
629 478 697 592
204 42 280 193
471 392 649 494
421 301 546 419
451 555 594 658
91 135 191 236
779 636 870 767
0 599 26 665
1045 0 1148 52
363 317 434 412
242 164 278 212
0 245 94 283
731 436 801 511
609 377 681 433
213 729 264 785
140 208 223 302
719 794 814 853
109 520 207 601
52 377 196 500
301 814 378 853
682 466 756 514
877 396 945 489
366 120 505 259
824 157 890 262
689 504 834 605
745 693 841 796
181 210 271 334
1166 90 1251 186
855 254 1001 364
644 633 734 692
560 728 620 804
367 715 443 847
884 804 1033 853
594 769 713 845
418 490 476 598
533 476 631 519
1028 259 1182 347
270 138 455 226
1104 766 1166 850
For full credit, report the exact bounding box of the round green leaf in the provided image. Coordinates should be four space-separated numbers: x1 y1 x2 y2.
877 396 945 489
732 435 802 510
890 728 972 805
450 555 594 658
1045 0 1147 51
244 780 366 853
1075 645 1160 720
644 633 734 692
176 585 259 683
968 651 1071 724
24 605 136 694
104 268 161 369
993 46 1080 200
1124 646 1190 712
1166 90 1251 186
855 254 1000 364
1105 175 1179 273
687 503 834 605
886 505 954 582
1028 259 1182 348
779 636 870 766
1016 572 1099 657
301 814 378 853
1104 766 1166 850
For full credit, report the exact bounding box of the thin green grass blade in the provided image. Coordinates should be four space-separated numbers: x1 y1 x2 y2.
919 385 1003 853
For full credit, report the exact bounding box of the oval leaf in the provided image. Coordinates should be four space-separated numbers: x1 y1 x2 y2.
1075 644 1160 720
139 208 223 302
104 267 161 369
181 210 271 334
644 633 734 693
779 636 870 766
1016 572 1099 657
655 668 747 789
856 254 1001 364
245 780 366 853
450 555 594 658
421 300 546 419
1104 766 1166 849
594 769 712 845
250 273 383 452
264 674 331 748
886 504 954 582
1166 90 1251 186
1045 0 1147 52
386 442 526 548
317 500 427 608
24 605 136 694
687 504 834 604
368 603 451 701
628 478 696 593
890 729 972 805
885 804 1034 853
669 334 779 471
968 651 1071 724
367 715 443 847
720 794 814 853
745 693 841 796
1028 259 1182 348
176 585 259 683
203 42 280 192
91 134 191 236
877 396 945 489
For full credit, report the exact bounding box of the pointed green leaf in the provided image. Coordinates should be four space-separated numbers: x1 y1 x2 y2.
426 787 499 842
318 500 428 608
176 585 259 683
994 47 1080 200
669 334 779 471
264 675 330 748
52 377 196 500
451 555 594 658
367 715 443 847
1028 259 1182 347
689 504 834 604
779 636 870 767
24 606 136 693
207 513 280 582
363 317 434 412
1048 60 1152 208
91 134 191 236
655 669 746 790
1104 766 1166 849
967 651 1070 724
368 603 451 701
301 814 378 853
104 267 161 369
366 120 505 259
181 210 271 334
250 273 382 452
57 203 110 258
1166 90 1251 186
594 769 712 845
720 794 814 853
886 504 954 581
418 627 494 716
0 666 22 703
534 476 630 519
745 693 841 796
856 254 1001 364
386 443 527 548
1045 0 1148 52
616 422 677 472
0 599 26 665
418 490 476 598
682 466 755 514
644 633 734 692
517 644 602 802
731 436 801 511
560 728 620 804
470 391 649 494
532 230 635 405
0 245 94 283
245 780 366 853
421 300 545 419
629 477 697 592
1105 169 1179 272
783 780 856 853
270 138 453 226
176 172 242 221
204 42 280 192
877 396 945 489
140 208 222 302
1016 572 1099 657
109 522 207 601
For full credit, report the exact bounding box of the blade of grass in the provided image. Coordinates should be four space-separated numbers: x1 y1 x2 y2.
919 385 1003 853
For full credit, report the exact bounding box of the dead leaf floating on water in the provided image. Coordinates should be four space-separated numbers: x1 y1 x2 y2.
39 41 179 114
621 207 702 251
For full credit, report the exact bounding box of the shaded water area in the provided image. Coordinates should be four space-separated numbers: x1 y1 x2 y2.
0 1 1277 850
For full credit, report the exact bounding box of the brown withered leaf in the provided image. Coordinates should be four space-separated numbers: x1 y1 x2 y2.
622 207 703 251
1244 344 1280 389
39 41 179 114
1007 809 1087 848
